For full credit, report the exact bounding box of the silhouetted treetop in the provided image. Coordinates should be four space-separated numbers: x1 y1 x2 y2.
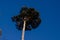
11 6 41 31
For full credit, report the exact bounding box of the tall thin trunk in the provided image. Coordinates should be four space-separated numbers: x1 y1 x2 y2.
22 20 26 40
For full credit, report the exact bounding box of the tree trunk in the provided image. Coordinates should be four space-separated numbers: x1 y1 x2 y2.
22 20 26 40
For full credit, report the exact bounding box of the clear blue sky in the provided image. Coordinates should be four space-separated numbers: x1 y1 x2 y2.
0 0 60 40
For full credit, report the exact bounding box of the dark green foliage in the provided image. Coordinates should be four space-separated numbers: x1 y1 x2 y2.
11 6 41 31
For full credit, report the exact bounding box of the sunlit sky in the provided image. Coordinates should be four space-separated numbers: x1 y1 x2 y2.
0 0 60 40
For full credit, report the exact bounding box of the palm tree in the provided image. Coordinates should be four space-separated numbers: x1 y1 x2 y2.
11 6 41 40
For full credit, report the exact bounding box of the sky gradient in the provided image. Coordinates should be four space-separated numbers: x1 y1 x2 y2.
0 0 60 40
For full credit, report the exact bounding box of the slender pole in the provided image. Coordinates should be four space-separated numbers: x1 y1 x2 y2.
22 20 26 40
